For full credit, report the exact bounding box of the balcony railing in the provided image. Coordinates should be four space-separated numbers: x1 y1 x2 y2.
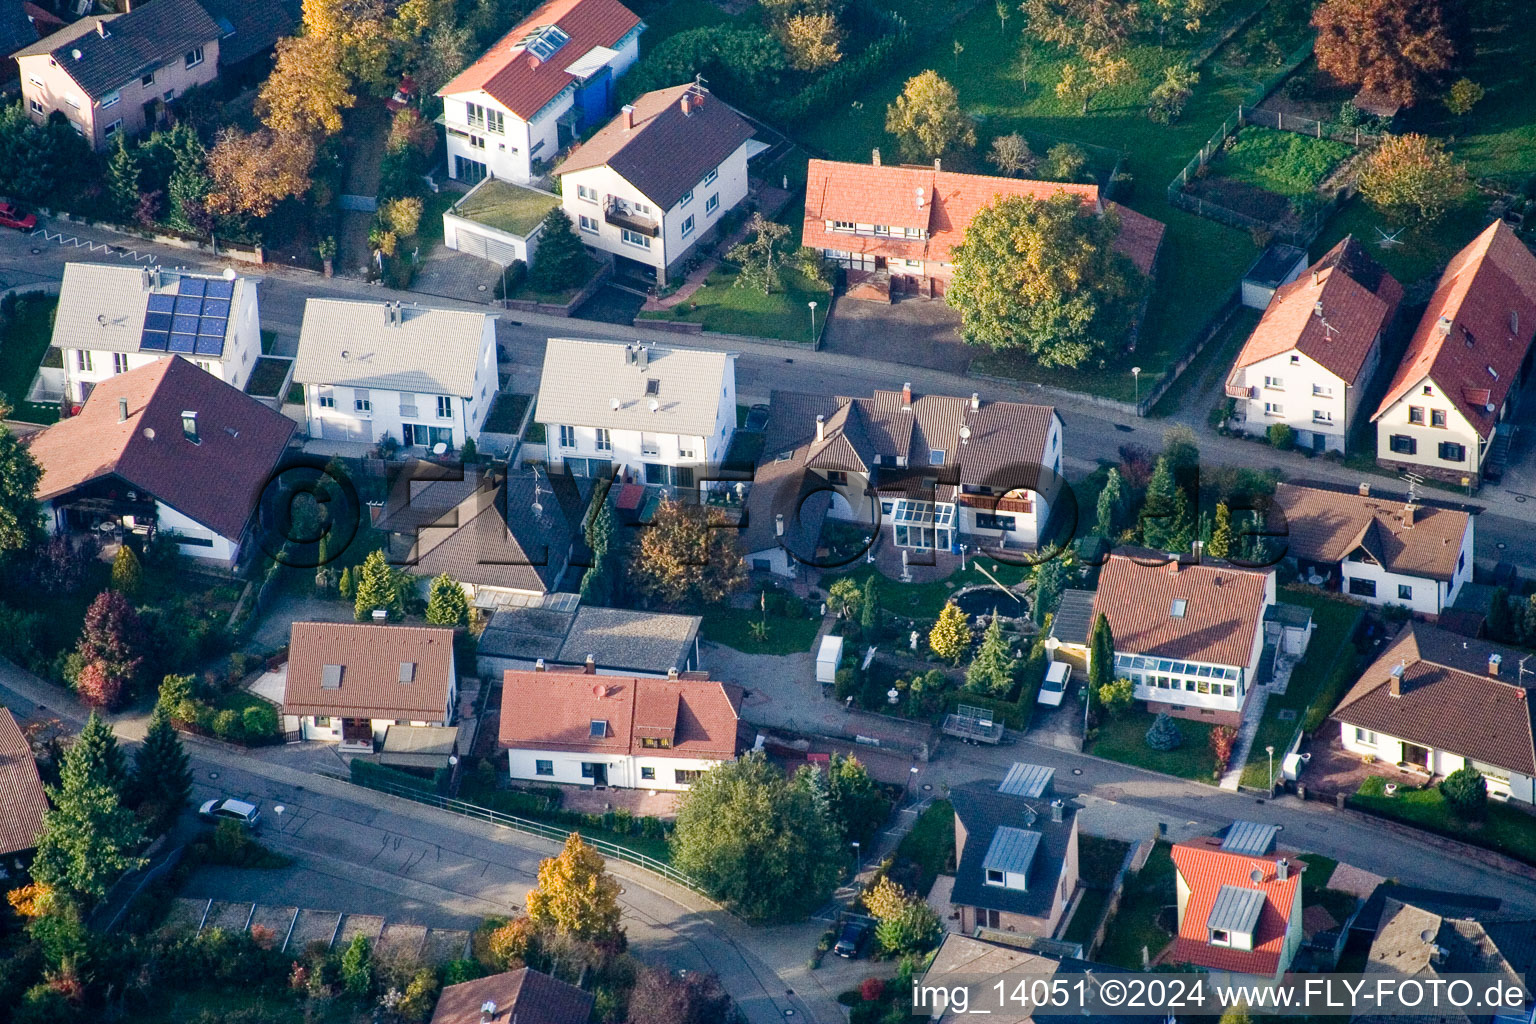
400 404 419 418
1225 383 1256 399
605 201 658 236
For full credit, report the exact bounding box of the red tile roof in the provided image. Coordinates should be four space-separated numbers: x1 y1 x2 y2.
430 968 593 1024
0 709 47 858
1373 221 1536 437
802 159 1165 275
436 0 641 119
498 667 742 760
1233 236 1403 385
23 356 295 541
1171 836 1305 978
284 622 457 720
1091 555 1272 669
1333 623 1536 777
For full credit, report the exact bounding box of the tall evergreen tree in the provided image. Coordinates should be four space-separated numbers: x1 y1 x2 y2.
132 707 192 820
579 502 617 605
1087 612 1115 714
1030 557 1065 627
1141 456 1193 553
353 549 402 620
964 614 1018 695
64 711 129 799
1207 502 1234 560
826 753 885 847
1487 586 1512 642
1094 467 1124 540
424 573 469 626
110 543 143 596
860 576 881 641
106 135 141 222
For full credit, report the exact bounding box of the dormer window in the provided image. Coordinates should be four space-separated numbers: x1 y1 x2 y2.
985 869 1004 886
1211 928 1231 947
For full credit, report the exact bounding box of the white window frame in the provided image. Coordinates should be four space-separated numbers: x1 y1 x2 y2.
318 391 336 409
559 424 576 449
578 214 598 234
1264 402 1284 417
705 193 719 214
354 390 372 414
621 228 651 250
576 183 598 203
104 118 123 138
28 99 43 115
76 349 93 372
679 188 693 206
100 90 120 108
436 395 453 419
1353 727 1378 746
112 352 129 374
1263 375 1284 391
680 215 694 238
184 46 204 68
702 167 718 186
595 428 611 452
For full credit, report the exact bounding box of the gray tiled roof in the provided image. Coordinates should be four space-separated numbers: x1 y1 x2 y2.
50 263 253 358
293 299 495 397
199 0 297 65
1049 589 1098 647
1208 883 1267 936
950 780 1076 920
478 604 700 675
15 0 221 99
535 338 733 439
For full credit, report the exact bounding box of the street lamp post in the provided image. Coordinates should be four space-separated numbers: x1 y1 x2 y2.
808 300 818 346
1131 366 1142 404
908 765 920 801
1266 744 1276 794
851 841 861 874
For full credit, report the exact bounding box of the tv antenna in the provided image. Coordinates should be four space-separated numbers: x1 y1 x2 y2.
1519 655 1532 687
530 467 545 517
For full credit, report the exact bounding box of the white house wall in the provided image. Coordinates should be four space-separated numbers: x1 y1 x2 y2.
1375 377 1487 477
1338 721 1535 803
1232 349 1357 455
505 748 723 791
441 91 545 184
153 499 241 565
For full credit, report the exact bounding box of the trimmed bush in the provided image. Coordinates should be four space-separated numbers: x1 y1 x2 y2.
1441 766 1488 821
1145 712 1183 751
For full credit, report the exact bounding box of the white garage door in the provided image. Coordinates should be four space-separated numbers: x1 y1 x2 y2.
456 229 488 260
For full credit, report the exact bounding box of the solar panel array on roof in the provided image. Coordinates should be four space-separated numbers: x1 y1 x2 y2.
998 762 1055 799
1207 883 1266 937
1220 821 1280 856
140 276 234 357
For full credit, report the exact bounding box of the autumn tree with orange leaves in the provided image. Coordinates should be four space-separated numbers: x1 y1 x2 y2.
1312 0 1465 108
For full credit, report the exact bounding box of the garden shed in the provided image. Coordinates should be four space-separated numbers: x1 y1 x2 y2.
816 634 844 684
1241 244 1307 309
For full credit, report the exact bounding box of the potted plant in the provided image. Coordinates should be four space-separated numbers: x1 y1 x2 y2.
317 236 337 278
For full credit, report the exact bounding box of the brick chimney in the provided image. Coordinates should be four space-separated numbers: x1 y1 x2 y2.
815 414 825 443
1389 662 1403 696
871 148 881 166
118 397 129 422
934 158 941 172
970 392 980 411
622 105 635 129
1489 653 1503 677
584 654 596 674
901 382 912 410
1168 557 1180 575
1358 482 1370 497
680 94 691 116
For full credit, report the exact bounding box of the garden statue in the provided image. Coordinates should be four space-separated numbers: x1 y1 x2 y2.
910 630 919 651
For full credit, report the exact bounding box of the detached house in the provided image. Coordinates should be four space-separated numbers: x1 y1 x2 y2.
536 338 736 487
1272 482 1473 617
499 665 742 790
802 154 1165 300
51 263 262 408
1334 624 1536 803
1090 554 1277 726
1225 237 1403 454
374 463 597 610
13 0 221 151
948 765 1080 939
24 356 295 565
1373 221 1536 483
745 385 1063 576
436 0 643 184
1170 824 1306 985
294 299 499 449
282 622 458 750
557 81 754 284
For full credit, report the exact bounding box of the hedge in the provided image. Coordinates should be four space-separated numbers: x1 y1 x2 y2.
350 757 450 795
766 2 912 123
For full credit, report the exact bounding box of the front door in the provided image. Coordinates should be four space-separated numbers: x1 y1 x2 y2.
582 762 608 785
1402 742 1432 770
341 718 373 747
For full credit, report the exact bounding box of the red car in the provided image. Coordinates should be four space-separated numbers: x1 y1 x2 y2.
384 75 417 113
0 200 36 231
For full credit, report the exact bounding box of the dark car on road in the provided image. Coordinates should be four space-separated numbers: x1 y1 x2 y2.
833 918 872 958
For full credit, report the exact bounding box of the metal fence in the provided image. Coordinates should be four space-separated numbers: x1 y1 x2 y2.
1137 285 1243 415
319 770 705 894
1166 105 1378 248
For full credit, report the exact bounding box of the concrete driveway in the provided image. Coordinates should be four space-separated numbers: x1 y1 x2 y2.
820 294 973 373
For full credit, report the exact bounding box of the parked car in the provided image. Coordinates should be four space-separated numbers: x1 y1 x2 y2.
744 403 770 432
199 797 261 828
833 918 872 958
1037 661 1071 707
0 199 36 231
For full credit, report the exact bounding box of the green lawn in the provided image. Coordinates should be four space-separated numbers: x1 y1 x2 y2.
827 559 1031 622
1237 589 1362 789
788 0 1301 400
1150 306 1261 418
700 606 822 654
637 266 832 342
895 798 956 896
1091 711 1219 782
453 179 561 236
1062 886 1110 945
1079 834 1132 887
1312 190 1492 290
1215 127 1353 198
1096 840 1175 969
0 293 60 423
416 188 462 249
1349 782 1536 866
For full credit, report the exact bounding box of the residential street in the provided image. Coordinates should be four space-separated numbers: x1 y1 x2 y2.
3 220 1532 565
